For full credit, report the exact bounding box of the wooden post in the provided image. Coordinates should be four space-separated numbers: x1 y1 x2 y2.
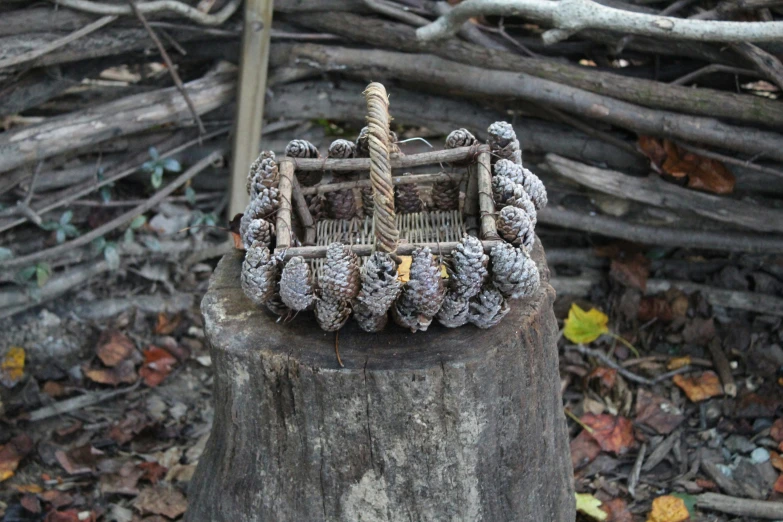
187 239 575 522
228 0 274 219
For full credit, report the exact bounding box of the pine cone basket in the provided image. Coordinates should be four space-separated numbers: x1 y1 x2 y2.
285 139 321 186
241 242 280 306
320 242 361 301
497 206 535 251
490 242 540 299
468 284 510 329
449 235 488 299
356 252 401 316
436 292 470 328
280 256 315 311
487 122 522 164
247 151 278 197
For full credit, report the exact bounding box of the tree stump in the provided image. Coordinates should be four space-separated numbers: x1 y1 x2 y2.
187 240 575 522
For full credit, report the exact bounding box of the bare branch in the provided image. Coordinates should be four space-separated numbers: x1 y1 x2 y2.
49 0 242 26
416 0 783 44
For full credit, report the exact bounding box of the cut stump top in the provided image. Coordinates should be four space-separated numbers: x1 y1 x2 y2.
202 238 552 371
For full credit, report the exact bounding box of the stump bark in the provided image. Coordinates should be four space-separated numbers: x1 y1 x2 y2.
187 240 575 522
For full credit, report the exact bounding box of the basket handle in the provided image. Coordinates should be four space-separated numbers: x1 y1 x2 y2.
363 82 399 254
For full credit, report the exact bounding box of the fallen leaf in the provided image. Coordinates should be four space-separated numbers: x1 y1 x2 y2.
55 445 103 475
770 418 783 443
601 498 633 522
42 380 67 398
1 346 25 388
100 462 144 496
0 434 34 482
84 359 138 386
133 486 188 519
586 367 617 394
38 490 74 508
638 136 667 171
21 493 41 514
564 304 609 345
682 317 715 345
610 254 649 291
138 461 168 484
581 413 637 455
775 474 783 494
673 371 722 402
96 330 135 367
635 389 685 435
638 297 673 322
647 495 690 522
54 420 83 439
571 430 601 470
165 463 196 483
229 213 243 249
667 356 691 370
154 313 181 335
139 346 177 387
44 510 82 522
109 411 154 445
770 451 783 472
397 256 412 283
575 492 608 521
15 484 43 494
639 137 735 194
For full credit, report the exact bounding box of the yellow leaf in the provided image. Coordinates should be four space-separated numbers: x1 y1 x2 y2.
15 484 43 493
564 304 609 345
576 493 608 521
647 495 690 522
667 356 691 370
0 470 13 482
440 264 449 278
397 256 412 283
0 346 25 388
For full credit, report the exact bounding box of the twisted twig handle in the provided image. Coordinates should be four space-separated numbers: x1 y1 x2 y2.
363 82 399 254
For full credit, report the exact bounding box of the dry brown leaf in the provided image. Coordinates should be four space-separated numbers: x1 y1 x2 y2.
55 445 103 475
638 297 673 322
133 485 188 519
673 371 722 402
647 495 690 522
601 497 633 522
138 461 168 485
775 474 783 494
42 381 67 398
139 346 177 387
586 367 617 394
96 330 135 367
581 413 637 455
770 418 783 443
639 137 735 194
610 254 649 291
0 434 34 482
638 136 667 171
38 490 74 508
154 313 181 335
635 389 685 435
769 451 783 472
84 359 137 386
571 430 602 470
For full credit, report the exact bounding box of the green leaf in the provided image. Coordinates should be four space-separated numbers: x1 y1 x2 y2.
670 493 697 517
563 304 609 345
575 493 607 521
62 224 79 238
142 236 161 251
130 215 147 230
124 228 135 244
162 158 181 173
142 161 156 174
151 168 163 189
36 263 51 287
0 247 13 261
55 228 66 244
100 186 112 203
91 237 106 255
17 266 36 282
104 244 120 271
185 186 196 205
60 210 73 226
204 213 217 227
149 146 159 160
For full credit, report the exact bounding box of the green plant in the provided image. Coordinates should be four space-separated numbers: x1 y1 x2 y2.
97 167 114 203
40 211 79 244
185 185 197 205
91 237 120 271
142 147 181 189
17 262 51 287
123 215 147 244
189 210 217 235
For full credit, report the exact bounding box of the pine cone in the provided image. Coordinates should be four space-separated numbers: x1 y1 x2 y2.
497 206 535 251
266 293 290 318
307 194 326 221
508 186 537 227
395 177 424 214
241 242 280 306
320 242 360 301
326 189 356 220
328 139 356 160
468 284 510 329
356 126 399 155
491 174 519 206
247 151 278 197
391 299 432 333
240 186 279 242
487 122 522 164
445 128 477 149
391 247 445 332
280 256 315 311
431 175 460 211
520 169 548 210
285 139 321 186
449 234 488 299
493 159 524 183
315 296 351 332
436 292 470 328
354 302 388 333
356 252 401 316
490 242 540 299
242 218 274 250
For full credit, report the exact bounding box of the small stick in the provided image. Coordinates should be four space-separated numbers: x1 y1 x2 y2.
707 338 737 397
280 145 486 172
476 151 499 240
276 160 295 249
278 240 504 260
335 331 344 368
291 176 316 245
696 492 783 519
300 171 462 196
628 442 647 498
127 0 206 135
